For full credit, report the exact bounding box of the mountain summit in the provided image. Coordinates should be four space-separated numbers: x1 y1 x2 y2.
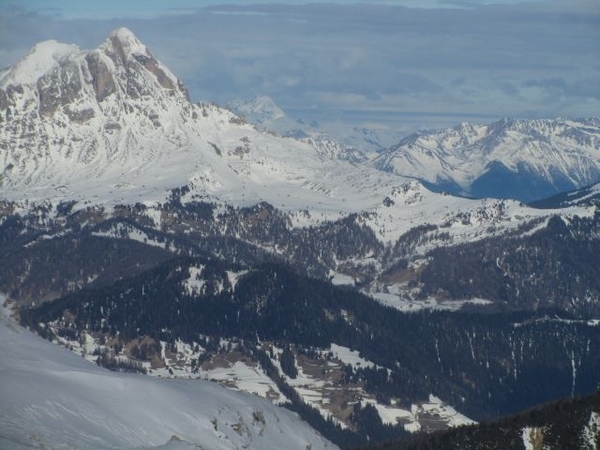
0 28 203 204
88 27 189 102
0 29 402 210
0 27 188 115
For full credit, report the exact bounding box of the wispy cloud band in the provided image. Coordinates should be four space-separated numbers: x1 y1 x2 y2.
1 1 598 131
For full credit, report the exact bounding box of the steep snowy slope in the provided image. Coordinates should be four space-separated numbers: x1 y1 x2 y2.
375 118 600 202
0 302 337 450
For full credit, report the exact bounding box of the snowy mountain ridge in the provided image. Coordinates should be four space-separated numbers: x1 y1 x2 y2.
229 94 403 154
2 28 598 305
0 28 382 210
375 118 600 202
230 95 296 133
1 28 569 248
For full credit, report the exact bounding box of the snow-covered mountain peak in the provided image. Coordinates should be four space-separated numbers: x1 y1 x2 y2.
0 40 80 86
234 95 287 125
229 94 306 139
88 28 188 102
376 117 600 202
0 30 398 212
0 29 211 203
105 27 149 60
0 27 187 107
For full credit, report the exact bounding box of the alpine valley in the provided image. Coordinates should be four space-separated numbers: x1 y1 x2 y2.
1 28 600 449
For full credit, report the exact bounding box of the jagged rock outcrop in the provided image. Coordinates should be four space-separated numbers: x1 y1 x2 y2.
0 28 195 189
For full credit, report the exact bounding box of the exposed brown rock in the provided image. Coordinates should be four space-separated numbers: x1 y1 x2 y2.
6 84 23 99
36 60 84 118
85 52 116 102
59 60 83 104
37 69 61 117
0 89 7 111
66 107 94 123
142 56 175 90
109 34 133 66
104 122 121 131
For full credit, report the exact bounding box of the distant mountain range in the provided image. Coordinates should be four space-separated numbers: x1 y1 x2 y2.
2 28 600 449
230 98 600 203
375 118 600 203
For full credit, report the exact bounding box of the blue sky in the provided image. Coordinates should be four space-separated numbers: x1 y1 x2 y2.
1 0 598 133
2 0 548 18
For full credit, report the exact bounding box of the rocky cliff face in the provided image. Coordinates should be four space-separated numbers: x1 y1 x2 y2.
2 28 188 117
0 28 197 195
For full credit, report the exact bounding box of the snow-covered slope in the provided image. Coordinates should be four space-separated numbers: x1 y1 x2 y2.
375 118 600 202
0 301 337 450
0 29 382 211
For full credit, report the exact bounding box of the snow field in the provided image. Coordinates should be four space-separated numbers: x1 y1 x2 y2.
0 299 337 450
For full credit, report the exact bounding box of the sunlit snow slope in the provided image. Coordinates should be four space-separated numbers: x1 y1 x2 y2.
0 28 400 214
0 302 337 450
375 118 600 202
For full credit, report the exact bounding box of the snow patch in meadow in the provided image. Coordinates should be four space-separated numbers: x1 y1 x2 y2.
92 223 167 249
182 265 205 296
583 411 600 450
226 270 249 291
329 343 374 369
362 394 475 432
329 272 355 286
371 290 493 313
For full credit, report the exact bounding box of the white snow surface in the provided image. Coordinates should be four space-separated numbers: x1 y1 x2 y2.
371 291 493 313
363 394 474 432
376 118 600 195
0 40 80 85
521 426 539 450
329 343 375 369
583 411 600 450
0 302 337 450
